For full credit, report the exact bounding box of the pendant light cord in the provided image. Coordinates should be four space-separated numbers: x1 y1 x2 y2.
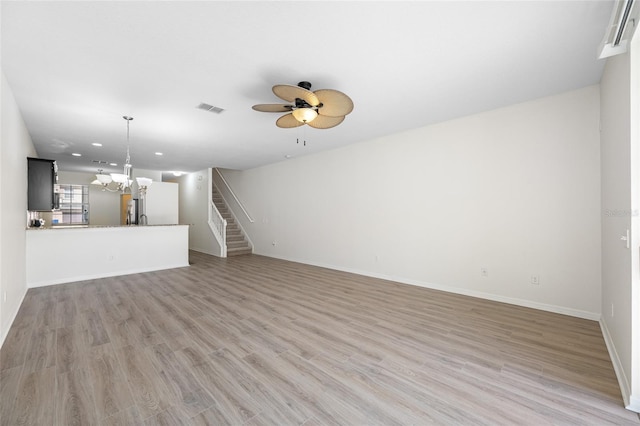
123 116 133 180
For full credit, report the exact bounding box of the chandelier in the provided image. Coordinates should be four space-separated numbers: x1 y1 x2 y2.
110 115 134 191
92 116 152 193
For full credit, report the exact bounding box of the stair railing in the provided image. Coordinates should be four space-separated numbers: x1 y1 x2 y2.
208 200 227 258
208 168 228 257
213 168 254 223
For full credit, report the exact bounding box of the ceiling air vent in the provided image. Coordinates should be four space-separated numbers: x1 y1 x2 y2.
197 103 225 114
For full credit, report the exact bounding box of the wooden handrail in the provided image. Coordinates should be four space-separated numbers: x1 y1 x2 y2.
214 168 254 223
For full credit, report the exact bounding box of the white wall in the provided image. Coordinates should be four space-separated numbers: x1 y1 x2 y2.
1 73 3 346
600 45 633 406
632 34 640 414
173 170 222 255
600 35 640 411
632 35 640 413
223 86 602 319
0 71 38 346
132 168 162 182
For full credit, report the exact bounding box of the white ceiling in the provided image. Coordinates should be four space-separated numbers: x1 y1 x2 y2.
2 1 614 175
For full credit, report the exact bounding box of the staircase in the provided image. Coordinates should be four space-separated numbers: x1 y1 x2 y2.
212 185 252 256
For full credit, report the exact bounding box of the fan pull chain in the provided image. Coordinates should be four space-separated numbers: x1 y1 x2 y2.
296 124 308 146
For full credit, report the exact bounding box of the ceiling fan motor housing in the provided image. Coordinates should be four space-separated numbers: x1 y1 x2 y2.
297 81 312 90
295 98 322 110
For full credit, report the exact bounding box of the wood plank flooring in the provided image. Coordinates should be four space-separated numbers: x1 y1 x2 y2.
1 251 638 425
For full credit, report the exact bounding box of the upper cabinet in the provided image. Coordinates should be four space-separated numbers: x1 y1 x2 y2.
27 157 57 211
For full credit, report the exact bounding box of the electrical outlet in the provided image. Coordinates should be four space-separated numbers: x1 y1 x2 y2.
481 268 488 278
531 275 540 285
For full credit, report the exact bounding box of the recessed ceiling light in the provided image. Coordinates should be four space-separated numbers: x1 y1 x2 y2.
172 171 183 177
92 143 102 147
155 152 163 156
72 153 82 157
285 154 292 159
110 163 118 166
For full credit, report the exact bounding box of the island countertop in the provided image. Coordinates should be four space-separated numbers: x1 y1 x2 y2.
26 223 186 230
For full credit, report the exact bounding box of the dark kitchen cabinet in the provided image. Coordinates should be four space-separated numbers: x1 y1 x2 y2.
27 157 57 211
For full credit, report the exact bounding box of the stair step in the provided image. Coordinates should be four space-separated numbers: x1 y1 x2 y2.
227 247 252 256
227 240 249 249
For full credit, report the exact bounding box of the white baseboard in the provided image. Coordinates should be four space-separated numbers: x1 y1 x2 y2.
628 395 640 413
0 286 27 349
600 318 632 408
380 272 599 320
190 246 221 257
258 252 600 320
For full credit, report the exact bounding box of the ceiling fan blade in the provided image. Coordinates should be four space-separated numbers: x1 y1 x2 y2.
252 104 292 113
276 113 304 128
314 89 354 117
273 84 319 106
306 115 345 129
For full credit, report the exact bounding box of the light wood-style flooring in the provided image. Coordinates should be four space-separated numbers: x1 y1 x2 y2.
1 251 638 425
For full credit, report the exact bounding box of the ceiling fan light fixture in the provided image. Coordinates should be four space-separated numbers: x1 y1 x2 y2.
292 108 318 123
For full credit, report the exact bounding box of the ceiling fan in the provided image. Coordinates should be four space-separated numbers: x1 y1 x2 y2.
252 81 354 129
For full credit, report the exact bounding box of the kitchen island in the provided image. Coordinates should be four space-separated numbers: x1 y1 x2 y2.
26 224 189 287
